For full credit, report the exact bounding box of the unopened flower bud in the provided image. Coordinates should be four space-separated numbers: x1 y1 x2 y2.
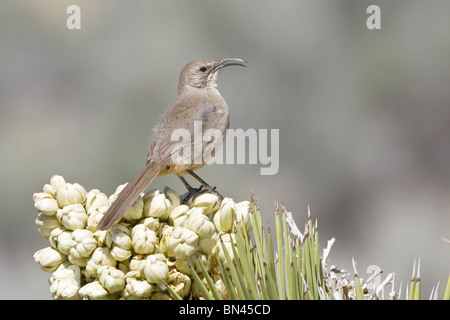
198 237 217 255
143 188 180 221
85 189 109 212
138 217 161 232
50 175 66 191
143 253 169 284
49 227 76 255
106 224 132 261
124 277 153 299
129 255 146 273
131 224 158 254
190 192 221 215
98 266 126 294
233 200 252 234
79 281 109 300
169 205 190 227
213 198 236 232
49 262 81 300
43 184 57 197
143 189 171 220
85 247 117 278
166 226 199 258
50 278 80 300
56 204 88 230
57 183 87 207
68 229 97 267
36 213 61 237
163 186 181 208
34 247 66 272
34 192 59 216
186 208 215 239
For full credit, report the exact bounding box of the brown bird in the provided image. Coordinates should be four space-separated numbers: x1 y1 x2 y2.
96 58 247 230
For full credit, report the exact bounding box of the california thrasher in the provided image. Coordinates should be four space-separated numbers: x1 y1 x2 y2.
96 58 247 230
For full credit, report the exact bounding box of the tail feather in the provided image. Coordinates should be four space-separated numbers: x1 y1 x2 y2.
96 161 161 230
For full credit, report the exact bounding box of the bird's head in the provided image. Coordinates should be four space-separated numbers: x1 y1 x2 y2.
178 58 247 95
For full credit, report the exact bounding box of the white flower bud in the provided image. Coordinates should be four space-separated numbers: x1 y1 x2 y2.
168 205 190 227
233 200 252 234
166 226 199 258
143 188 179 221
49 262 81 300
49 227 76 255
36 213 61 237
131 224 158 254
143 189 171 220
213 197 236 232
71 229 97 257
109 184 144 222
43 184 57 197
138 217 161 232
129 255 146 273
106 224 132 261
34 247 66 272
50 278 80 300
190 192 221 215
198 237 217 255
85 189 110 212
50 175 66 191
56 204 88 230
68 250 89 268
57 183 87 207
98 266 125 294
85 247 117 278
143 253 169 284
79 281 109 300
124 278 153 299
185 208 215 239
68 229 97 267
163 186 181 208
52 261 81 281
33 192 59 216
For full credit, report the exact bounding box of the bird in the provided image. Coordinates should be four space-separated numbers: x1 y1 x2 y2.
96 58 247 230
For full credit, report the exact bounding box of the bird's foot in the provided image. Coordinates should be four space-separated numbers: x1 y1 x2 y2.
181 185 224 205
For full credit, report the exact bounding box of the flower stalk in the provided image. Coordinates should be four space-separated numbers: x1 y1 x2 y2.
33 175 450 300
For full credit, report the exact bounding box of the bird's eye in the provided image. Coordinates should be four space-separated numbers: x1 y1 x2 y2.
199 66 207 72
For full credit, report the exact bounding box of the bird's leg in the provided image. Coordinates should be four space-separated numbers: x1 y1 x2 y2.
178 175 207 203
186 170 224 201
178 175 202 193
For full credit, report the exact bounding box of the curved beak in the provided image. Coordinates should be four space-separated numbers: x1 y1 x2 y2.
210 58 247 74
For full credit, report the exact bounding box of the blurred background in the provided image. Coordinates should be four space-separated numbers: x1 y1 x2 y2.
1 0 450 299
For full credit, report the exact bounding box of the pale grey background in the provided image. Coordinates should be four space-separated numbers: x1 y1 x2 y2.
1 0 450 299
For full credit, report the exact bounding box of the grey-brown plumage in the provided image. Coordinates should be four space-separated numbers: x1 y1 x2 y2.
96 58 247 230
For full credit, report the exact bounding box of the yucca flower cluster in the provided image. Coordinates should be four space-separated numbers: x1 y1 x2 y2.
33 175 252 300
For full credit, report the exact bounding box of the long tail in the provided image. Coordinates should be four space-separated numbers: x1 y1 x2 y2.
96 161 161 230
